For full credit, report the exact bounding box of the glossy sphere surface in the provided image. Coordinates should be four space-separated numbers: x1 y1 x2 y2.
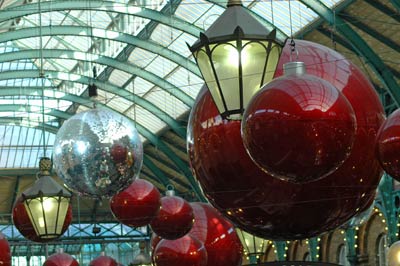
189 202 242 266
187 40 385 240
242 73 356 183
44 252 79 266
0 233 11 266
89 255 118 266
53 108 143 198
12 197 72 243
110 179 161 227
388 240 400 266
154 235 207 266
376 109 400 180
150 195 194 240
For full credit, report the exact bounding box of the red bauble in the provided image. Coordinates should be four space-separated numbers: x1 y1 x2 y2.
44 251 79 266
189 203 243 266
376 109 400 180
89 255 117 266
150 194 194 240
187 40 384 240
242 71 356 183
12 197 73 243
110 143 128 164
0 233 11 266
154 235 207 266
110 179 161 227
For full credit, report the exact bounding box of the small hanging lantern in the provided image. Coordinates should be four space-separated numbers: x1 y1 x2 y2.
21 157 72 240
188 0 284 119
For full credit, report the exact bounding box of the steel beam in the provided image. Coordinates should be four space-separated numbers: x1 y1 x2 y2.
0 26 199 77
0 50 187 138
0 0 201 36
299 0 400 105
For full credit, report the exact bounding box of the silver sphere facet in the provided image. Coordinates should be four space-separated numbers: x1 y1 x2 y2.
53 108 143 198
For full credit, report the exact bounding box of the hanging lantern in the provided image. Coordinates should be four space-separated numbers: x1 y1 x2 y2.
15 157 72 242
241 61 357 183
236 228 268 265
188 0 283 120
44 248 79 266
110 179 161 227
0 232 11 266
150 190 194 240
154 235 207 266
388 240 400 266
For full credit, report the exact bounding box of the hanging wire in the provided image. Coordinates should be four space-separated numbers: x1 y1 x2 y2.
288 0 298 61
38 0 47 157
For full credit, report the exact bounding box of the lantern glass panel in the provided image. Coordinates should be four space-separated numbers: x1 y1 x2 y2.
24 196 70 238
211 42 240 115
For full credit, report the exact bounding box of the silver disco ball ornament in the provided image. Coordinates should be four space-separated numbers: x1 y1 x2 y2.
53 108 143 198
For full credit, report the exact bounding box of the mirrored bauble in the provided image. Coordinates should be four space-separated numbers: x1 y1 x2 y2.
53 108 143 198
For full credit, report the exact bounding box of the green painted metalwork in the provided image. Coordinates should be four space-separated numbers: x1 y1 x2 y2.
300 0 400 105
340 12 400 52
0 104 70 119
378 173 398 244
308 238 319 261
9 175 20 213
0 50 188 138
388 0 400 12
143 154 170 188
0 101 204 201
0 26 199 77
0 0 201 36
274 241 286 261
344 228 357 266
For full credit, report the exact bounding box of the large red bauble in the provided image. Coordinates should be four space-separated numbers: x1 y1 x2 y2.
44 251 79 266
12 197 72 243
0 233 11 266
154 235 207 266
150 195 194 240
110 179 161 227
242 71 356 183
89 255 117 266
376 109 400 180
187 40 385 240
189 202 243 266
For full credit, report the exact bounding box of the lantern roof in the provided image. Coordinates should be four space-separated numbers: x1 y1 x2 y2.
22 175 72 199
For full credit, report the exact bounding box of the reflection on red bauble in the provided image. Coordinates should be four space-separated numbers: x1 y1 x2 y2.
154 235 207 266
0 233 11 266
150 193 194 240
12 197 72 243
110 143 128 164
151 233 163 265
110 179 161 227
187 40 385 240
189 203 242 266
89 255 117 266
376 109 400 180
44 251 79 266
242 70 356 183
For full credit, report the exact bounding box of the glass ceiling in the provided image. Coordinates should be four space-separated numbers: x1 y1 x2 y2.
0 0 344 169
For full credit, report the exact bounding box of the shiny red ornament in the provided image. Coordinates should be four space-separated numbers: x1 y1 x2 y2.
44 251 79 266
189 202 242 266
12 197 72 243
187 40 384 240
242 67 356 183
154 234 207 266
376 109 400 180
110 143 128 164
0 233 11 266
150 193 194 240
89 255 117 266
110 179 161 227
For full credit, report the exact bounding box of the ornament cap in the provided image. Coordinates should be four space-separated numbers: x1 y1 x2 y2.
283 61 306 76
165 190 175 197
